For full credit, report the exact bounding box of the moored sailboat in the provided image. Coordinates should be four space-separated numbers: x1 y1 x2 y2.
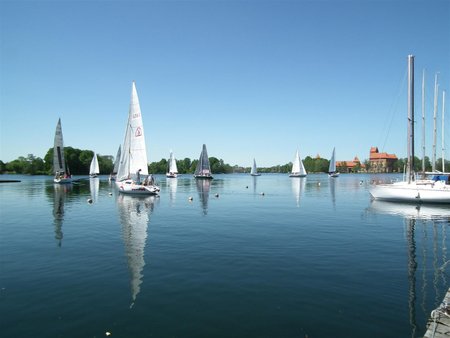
89 152 100 178
115 82 160 195
328 147 340 177
53 118 72 184
370 55 450 203
289 150 307 177
194 144 213 179
166 150 179 178
250 158 261 176
109 145 121 181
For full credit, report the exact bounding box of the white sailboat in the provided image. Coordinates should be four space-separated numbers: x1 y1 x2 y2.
89 152 100 178
109 145 121 181
194 144 213 179
289 150 307 177
166 150 179 178
370 55 450 203
250 158 261 176
328 147 340 177
116 82 160 195
53 118 72 184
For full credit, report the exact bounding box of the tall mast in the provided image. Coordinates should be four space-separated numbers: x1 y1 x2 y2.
432 73 439 172
442 90 446 173
407 55 415 183
421 69 426 174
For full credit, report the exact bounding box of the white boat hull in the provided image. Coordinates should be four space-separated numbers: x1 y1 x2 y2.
289 173 306 177
54 177 72 184
116 179 160 195
166 173 178 178
329 172 340 177
370 181 450 204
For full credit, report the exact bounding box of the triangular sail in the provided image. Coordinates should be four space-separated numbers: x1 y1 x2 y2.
112 146 121 174
195 144 211 175
329 147 336 173
251 159 258 175
168 151 178 174
53 118 66 174
117 82 149 181
89 153 100 175
291 150 301 174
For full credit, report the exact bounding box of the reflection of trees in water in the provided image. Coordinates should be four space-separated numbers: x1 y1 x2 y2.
116 194 156 307
196 179 211 215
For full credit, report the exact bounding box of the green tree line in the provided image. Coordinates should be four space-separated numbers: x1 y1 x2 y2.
3 149 449 175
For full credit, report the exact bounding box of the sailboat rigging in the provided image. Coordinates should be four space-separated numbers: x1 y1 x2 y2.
289 150 307 177
109 146 121 181
89 152 100 178
115 81 160 195
53 118 72 184
166 150 179 178
250 158 261 176
328 147 339 177
370 55 450 203
194 144 213 179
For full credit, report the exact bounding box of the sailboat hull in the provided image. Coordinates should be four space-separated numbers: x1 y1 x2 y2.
54 177 73 184
166 173 178 178
116 180 160 195
251 173 261 176
194 175 213 180
289 173 306 177
370 181 450 204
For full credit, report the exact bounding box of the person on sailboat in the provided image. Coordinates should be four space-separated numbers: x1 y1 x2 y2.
136 169 141 184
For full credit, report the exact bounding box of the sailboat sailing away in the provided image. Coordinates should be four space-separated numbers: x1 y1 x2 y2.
251 158 261 176
53 118 72 184
289 150 307 177
328 147 339 177
370 55 450 203
166 150 179 178
89 153 100 178
115 82 160 195
194 144 213 179
109 146 121 181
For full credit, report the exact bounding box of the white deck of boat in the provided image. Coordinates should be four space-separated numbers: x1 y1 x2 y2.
424 288 450 338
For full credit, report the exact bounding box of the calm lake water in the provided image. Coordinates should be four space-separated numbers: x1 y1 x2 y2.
1 173 449 338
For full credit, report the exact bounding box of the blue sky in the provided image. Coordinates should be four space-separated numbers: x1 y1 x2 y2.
1 0 449 167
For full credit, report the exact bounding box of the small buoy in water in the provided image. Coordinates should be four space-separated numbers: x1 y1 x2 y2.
188 196 193 201
260 192 265 196
109 192 113 196
215 193 219 198
360 180 363 185
87 198 93 204
317 182 321 186
246 186 248 189
105 332 111 336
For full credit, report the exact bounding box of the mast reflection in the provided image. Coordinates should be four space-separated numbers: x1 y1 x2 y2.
89 177 99 203
116 194 156 307
291 177 306 207
196 179 211 215
52 183 72 247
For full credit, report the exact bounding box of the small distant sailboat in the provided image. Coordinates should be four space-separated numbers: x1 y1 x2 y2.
289 150 307 177
89 152 100 178
194 144 213 179
370 55 450 203
250 158 261 176
115 81 160 195
166 150 179 178
109 146 121 181
53 118 72 184
328 147 340 177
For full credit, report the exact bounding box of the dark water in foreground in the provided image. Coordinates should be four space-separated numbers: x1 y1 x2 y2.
0 173 449 338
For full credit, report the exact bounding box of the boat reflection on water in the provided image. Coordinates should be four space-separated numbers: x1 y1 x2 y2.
167 176 177 206
52 183 72 247
330 177 336 208
89 177 99 203
196 178 211 215
116 194 157 308
291 177 306 207
368 200 450 336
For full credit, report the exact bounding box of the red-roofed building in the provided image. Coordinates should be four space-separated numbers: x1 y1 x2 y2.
336 156 366 173
368 147 398 173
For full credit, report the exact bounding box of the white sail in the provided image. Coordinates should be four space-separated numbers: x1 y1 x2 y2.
329 147 336 173
89 153 100 176
113 146 121 174
250 158 260 176
117 81 149 181
290 150 307 177
53 118 66 174
168 151 178 174
115 82 160 195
